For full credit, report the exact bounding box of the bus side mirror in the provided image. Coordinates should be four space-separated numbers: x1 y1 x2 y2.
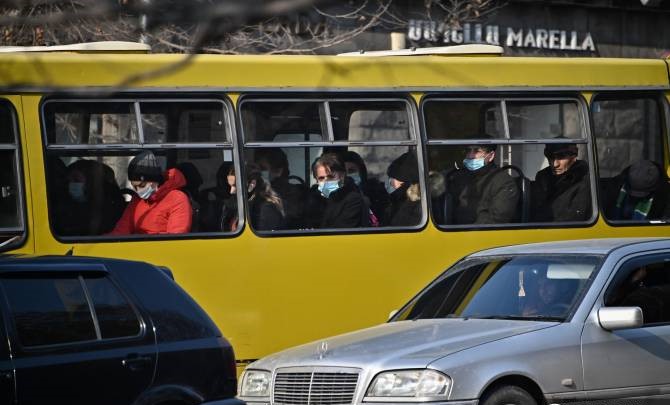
598 307 643 331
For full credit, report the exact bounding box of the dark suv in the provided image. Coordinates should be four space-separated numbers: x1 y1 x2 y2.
0 255 241 405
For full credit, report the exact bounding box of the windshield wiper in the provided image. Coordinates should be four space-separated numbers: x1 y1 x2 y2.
465 315 564 322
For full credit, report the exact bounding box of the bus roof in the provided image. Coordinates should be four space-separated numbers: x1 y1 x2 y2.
0 41 151 54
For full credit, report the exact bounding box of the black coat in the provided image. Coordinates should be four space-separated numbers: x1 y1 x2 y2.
530 160 591 222
271 177 306 229
305 177 365 229
360 179 390 223
448 164 520 224
384 183 421 226
249 198 284 231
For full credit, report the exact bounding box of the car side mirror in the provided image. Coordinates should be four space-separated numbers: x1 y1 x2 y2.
598 307 643 331
388 309 398 320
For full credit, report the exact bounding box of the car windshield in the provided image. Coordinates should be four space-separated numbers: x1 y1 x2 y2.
394 255 603 322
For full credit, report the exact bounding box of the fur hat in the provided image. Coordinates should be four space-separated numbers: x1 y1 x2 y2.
627 160 660 198
127 151 163 183
544 143 578 159
388 152 419 184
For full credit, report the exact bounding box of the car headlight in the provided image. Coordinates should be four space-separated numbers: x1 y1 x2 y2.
239 369 271 397
365 370 451 402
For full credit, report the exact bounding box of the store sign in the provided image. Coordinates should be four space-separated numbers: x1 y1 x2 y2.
408 20 596 52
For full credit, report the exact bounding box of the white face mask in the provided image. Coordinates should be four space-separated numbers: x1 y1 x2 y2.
136 183 157 200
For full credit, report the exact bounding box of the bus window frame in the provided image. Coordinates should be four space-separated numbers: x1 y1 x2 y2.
591 91 670 227
420 92 599 231
39 94 246 243
0 98 27 252
237 93 429 237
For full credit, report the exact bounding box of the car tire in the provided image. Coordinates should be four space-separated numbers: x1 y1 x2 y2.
480 385 537 405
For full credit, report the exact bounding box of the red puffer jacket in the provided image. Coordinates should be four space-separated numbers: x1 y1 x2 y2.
110 168 192 235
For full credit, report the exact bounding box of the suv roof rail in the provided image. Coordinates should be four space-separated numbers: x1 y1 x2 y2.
337 44 503 57
0 41 151 54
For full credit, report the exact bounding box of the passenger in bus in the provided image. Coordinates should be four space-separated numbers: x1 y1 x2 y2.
199 162 238 232
604 159 670 221
246 164 286 231
447 144 519 224
305 153 366 228
255 148 306 229
384 152 422 226
530 142 591 222
342 151 389 223
110 151 192 235
54 159 125 236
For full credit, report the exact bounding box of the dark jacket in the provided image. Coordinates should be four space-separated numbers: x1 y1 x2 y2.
603 162 670 220
199 188 238 232
249 198 284 231
384 183 421 226
530 160 591 222
449 163 520 224
271 177 306 229
305 177 365 229
360 179 390 224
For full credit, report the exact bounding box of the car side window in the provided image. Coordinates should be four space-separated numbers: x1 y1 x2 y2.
604 255 670 325
0 277 96 346
85 276 141 339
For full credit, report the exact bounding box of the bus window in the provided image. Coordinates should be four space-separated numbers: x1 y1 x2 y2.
592 95 670 223
240 98 424 233
0 101 24 245
42 98 238 238
424 97 593 227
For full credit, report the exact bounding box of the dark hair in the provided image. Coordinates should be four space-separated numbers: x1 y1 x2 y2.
255 148 289 178
312 153 345 178
247 163 284 216
342 151 368 182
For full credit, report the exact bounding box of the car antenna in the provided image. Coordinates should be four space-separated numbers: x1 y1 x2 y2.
65 247 74 256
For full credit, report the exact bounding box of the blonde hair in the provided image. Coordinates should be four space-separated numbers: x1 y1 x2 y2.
406 184 421 202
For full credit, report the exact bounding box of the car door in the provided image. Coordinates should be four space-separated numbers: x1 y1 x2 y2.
581 252 670 401
0 264 156 405
0 304 15 405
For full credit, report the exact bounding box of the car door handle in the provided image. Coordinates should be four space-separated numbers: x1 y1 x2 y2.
121 355 152 370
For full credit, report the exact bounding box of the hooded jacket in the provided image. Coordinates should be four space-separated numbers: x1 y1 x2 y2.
530 160 592 222
110 168 192 235
449 163 520 224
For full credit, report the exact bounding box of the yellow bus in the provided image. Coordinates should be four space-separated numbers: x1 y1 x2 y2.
1 43 669 372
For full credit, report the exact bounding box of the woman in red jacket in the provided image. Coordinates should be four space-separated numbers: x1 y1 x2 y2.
110 151 192 235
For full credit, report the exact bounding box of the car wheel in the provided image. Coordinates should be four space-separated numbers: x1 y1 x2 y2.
480 385 537 405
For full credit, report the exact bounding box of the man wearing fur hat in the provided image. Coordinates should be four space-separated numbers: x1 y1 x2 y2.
447 144 519 224
530 142 591 222
110 151 192 235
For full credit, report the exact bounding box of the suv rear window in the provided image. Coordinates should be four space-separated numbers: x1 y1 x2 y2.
0 275 140 347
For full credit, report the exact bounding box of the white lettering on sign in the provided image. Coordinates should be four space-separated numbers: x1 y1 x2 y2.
408 20 596 52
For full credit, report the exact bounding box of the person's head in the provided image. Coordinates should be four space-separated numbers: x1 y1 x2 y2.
544 143 578 176
462 144 496 171
312 153 345 198
66 165 88 202
246 163 284 214
386 152 419 194
342 151 368 186
127 151 163 200
538 277 559 306
627 160 661 198
255 148 290 183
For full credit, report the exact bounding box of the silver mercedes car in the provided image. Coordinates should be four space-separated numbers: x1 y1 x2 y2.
238 238 670 405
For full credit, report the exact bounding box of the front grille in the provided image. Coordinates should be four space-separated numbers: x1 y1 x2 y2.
273 370 359 405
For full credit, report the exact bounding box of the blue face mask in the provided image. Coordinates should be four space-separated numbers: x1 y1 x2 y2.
137 183 157 200
318 180 340 198
349 173 362 186
385 178 397 194
68 182 86 202
463 158 486 171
